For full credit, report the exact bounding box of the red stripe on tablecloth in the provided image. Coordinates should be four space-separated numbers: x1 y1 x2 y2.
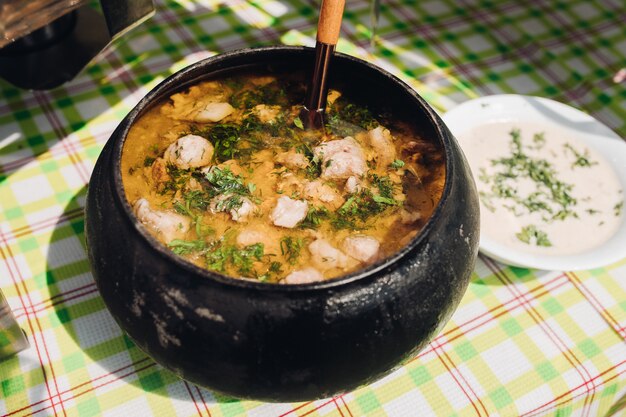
409 273 569 362
4 357 153 417
453 0 576 108
564 271 613 414
10 280 96 316
277 398 341 417
332 397 346 417
535 0 615 68
0 238 66 417
520 360 626 417
12 286 99 320
385 0 576 96
431 337 484 417
0 135 99 175
1 207 83 245
436 334 490 416
301 398 337 417
23 361 157 417
32 93 89 186
381 3 494 95
276 401 313 417
481 256 597 416
194 386 213 417
566 272 624 338
339 395 355 417
183 381 204 417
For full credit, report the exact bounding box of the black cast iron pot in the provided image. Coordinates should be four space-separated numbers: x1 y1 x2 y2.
85 46 479 402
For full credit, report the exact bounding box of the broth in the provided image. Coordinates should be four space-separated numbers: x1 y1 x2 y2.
121 72 445 284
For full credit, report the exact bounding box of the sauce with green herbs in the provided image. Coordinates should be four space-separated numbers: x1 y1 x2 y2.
459 122 623 256
122 72 445 283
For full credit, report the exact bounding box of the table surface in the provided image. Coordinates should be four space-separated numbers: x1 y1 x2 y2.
1 0 626 416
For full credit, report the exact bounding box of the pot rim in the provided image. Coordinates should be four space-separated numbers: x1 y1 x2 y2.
109 45 454 291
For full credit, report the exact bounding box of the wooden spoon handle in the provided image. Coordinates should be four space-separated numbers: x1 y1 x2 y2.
317 0 345 45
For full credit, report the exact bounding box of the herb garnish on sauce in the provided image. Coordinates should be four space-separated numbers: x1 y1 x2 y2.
479 128 605 247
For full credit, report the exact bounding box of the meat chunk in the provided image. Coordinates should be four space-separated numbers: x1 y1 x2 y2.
236 229 265 247
133 198 190 243
236 229 279 253
164 135 214 170
314 137 367 180
194 102 235 123
252 104 281 123
368 126 396 170
276 150 310 170
270 197 308 228
303 180 344 210
151 158 171 189
276 172 306 196
231 198 255 222
210 195 255 222
308 238 352 271
342 235 380 263
344 176 361 194
282 268 324 284
161 84 234 122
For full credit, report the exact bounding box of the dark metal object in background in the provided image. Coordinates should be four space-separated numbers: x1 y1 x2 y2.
0 0 154 90
0 289 29 360
301 42 335 129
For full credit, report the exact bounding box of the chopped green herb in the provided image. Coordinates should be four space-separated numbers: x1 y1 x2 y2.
563 143 597 169
208 124 241 162
370 173 396 199
173 200 193 217
143 156 156 167
257 261 283 282
515 225 552 247
213 194 243 212
161 163 192 194
332 186 398 230
184 190 212 211
297 144 322 179
204 166 253 197
168 239 209 255
280 236 304 265
390 159 405 169
372 195 398 205
615 201 624 217
479 129 578 221
206 242 264 275
532 132 546 148
299 206 330 230
293 116 304 130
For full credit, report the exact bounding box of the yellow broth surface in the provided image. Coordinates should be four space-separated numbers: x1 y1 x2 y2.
121 73 445 283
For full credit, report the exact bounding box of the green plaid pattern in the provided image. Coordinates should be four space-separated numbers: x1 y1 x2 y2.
1 0 625 415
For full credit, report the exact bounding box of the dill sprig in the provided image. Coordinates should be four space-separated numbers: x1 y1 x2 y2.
479 129 579 221
515 225 552 247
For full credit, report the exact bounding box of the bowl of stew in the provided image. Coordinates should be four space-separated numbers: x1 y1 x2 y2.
85 46 480 401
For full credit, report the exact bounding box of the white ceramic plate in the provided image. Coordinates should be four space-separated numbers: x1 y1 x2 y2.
443 94 626 270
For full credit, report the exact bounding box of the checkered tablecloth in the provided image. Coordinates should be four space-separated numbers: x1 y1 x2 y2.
1 0 626 416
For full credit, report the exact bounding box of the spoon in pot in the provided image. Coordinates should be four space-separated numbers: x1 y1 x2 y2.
300 0 346 130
